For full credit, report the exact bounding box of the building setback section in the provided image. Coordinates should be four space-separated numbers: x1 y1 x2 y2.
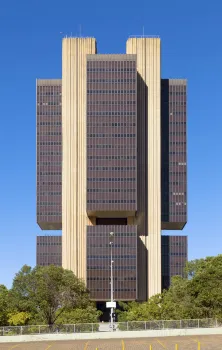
36 80 62 230
161 235 188 289
161 79 187 229
36 79 187 232
87 225 137 301
36 234 188 296
86 55 137 217
36 235 62 266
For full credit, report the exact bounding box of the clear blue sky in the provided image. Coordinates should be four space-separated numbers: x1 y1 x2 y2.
0 0 221 288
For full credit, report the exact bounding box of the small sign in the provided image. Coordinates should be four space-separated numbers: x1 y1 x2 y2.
106 301 116 308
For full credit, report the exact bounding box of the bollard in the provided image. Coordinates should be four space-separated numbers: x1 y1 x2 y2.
175 344 178 350
198 342 201 350
149 345 152 350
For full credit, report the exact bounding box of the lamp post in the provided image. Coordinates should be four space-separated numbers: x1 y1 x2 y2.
109 232 114 331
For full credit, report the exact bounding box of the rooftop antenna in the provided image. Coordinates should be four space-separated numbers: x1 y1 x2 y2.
142 26 145 37
60 32 67 39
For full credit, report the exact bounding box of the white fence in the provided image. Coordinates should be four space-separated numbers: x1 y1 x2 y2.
0 318 221 336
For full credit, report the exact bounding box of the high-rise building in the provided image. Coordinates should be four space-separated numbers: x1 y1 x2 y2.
36 36 187 302
36 235 62 266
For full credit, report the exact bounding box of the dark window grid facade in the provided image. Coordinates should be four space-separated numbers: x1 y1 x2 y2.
168 82 187 223
87 145 136 149
87 101 136 106
87 105 136 113
86 57 137 213
161 80 187 227
87 90 136 94
87 225 137 301
88 157 136 162
87 189 136 193
36 234 189 295
87 79 136 83
161 235 187 290
36 235 62 266
87 122 136 127
37 81 62 229
87 67 136 72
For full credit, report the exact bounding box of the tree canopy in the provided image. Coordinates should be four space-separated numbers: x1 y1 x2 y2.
118 254 222 321
0 265 101 326
0 285 9 326
1 255 222 326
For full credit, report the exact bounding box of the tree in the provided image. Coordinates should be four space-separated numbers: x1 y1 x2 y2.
161 276 195 320
117 255 222 322
0 285 9 326
161 255 222 320
10 265 95 325
186 255 222 319
8 312 31 326
185 258 209 279
56 305 102 324
118 295 163 322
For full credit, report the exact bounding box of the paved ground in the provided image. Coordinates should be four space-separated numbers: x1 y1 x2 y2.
0 335 222 350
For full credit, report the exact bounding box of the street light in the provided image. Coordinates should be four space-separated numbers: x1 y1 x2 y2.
109 232 114 331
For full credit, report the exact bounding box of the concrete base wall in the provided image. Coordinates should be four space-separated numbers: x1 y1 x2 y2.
0 328 222 343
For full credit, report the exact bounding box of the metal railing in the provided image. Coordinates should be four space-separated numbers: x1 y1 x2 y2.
0 318 221 336
0 323 100 336
117 318 221 331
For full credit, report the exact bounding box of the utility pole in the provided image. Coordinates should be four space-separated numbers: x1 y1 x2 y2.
110 232 114 331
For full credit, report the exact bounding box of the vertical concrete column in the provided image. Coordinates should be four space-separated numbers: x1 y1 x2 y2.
126 38 161 297
62 38 96 280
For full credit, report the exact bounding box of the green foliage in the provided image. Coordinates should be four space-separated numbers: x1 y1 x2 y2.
10 265 92 325
186 255 222 319
8 312 31 326
56 305 102 325
1 264 99 326
0 285 9 326
118 254 222 322
160 276 195 319
118 295 163 322
1 255 222 326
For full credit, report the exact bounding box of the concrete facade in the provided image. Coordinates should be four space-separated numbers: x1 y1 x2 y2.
62 38 96 279
126 38 161 297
